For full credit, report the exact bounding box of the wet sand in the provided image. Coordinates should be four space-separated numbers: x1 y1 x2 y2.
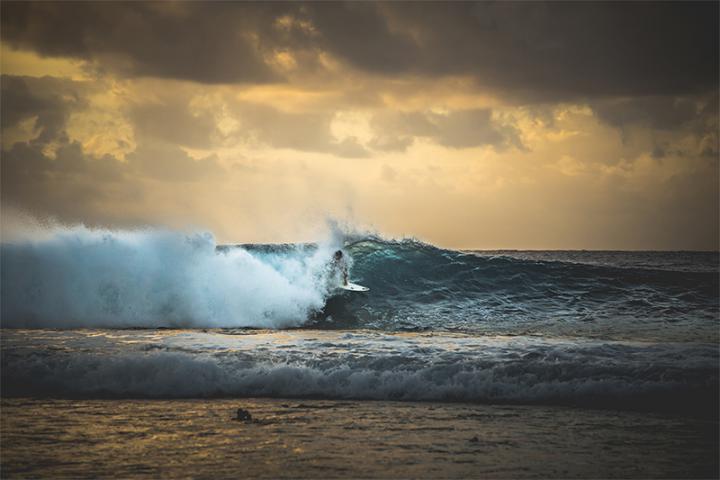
1 398 717 479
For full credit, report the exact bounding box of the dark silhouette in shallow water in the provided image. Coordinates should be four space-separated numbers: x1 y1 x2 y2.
234 408 252 422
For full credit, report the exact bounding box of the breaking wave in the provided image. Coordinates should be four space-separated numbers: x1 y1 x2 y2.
1 226 717 341
1 226 340 328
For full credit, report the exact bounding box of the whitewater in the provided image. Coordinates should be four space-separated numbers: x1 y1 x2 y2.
1 226 341 329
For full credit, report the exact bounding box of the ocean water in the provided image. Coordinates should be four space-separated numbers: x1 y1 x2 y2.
3 398 718 479
1 227 718 477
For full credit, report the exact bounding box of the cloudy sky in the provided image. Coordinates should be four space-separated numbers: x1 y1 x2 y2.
1 1 718 249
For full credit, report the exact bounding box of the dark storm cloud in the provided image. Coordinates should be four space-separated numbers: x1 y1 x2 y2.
304 2 418 75
1 74 226 223
1 140 128 222
230 101 370 158
366 113 423 151
1 75 84 143
348 1 719 100
2 75 225 171
127 143 223 182
130 101 219 149
592 97 702 131
2 2 716 100
430 110 522 150
369 109 523 152
1 136 222 219
590 93 718 158
229 102 518 156
1 1 285 84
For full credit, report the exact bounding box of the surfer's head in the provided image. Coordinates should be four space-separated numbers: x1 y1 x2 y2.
334 250 343 260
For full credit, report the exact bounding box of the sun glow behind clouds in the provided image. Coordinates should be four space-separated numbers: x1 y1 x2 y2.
1 2 717 249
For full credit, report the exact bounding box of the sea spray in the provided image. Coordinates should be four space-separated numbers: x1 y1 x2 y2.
1 225 340 328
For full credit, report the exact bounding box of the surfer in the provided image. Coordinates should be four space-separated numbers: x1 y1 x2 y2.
332 250 349 286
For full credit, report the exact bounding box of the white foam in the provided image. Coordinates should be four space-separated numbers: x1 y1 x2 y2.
1 224 344 328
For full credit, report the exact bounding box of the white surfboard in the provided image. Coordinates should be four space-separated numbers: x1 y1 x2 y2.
339 282 369 292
